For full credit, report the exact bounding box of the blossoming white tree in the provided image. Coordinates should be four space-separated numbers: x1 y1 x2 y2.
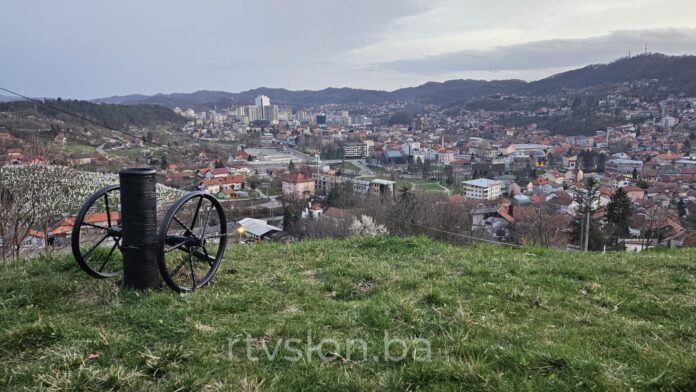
349 215 388 237
0 164 182 260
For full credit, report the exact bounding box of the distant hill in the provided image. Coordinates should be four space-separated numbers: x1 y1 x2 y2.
94 54 696 109
0 94 23 103
522 53 696 95
95 90 237 111
392 79 525 104
0 99 184 129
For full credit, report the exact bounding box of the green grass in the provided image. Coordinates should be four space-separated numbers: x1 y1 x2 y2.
339 161 361 173
1 237 696 391
415 182 446 192
367 165 389 174
61 143 96 154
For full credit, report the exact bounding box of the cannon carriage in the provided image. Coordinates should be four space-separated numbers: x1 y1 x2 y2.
71 169 228 292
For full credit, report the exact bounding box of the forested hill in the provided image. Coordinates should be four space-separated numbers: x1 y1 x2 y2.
94 54 696 109
523 53 696 95
0 99 184 130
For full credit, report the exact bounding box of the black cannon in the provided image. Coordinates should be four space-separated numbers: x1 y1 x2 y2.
71 168 228 292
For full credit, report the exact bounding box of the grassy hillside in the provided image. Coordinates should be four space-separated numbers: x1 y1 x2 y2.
0 99 184 130
1 237 695 391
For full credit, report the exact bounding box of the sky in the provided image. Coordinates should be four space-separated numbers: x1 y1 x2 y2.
2 0 696 99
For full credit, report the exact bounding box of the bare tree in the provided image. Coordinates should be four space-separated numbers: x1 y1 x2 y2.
299 216 351 239
362 189 473 245
640 206 667 250
510 202 564 247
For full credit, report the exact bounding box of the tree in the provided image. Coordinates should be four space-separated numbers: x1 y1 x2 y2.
683 139 692 154
641 206 667 249
572 177 603 251
606 188 633 246
510 202 564 247
596 153 607 172
349 215 388 237
0 164 71 259
327 183 342 207
282 207 293 231
160 155 169 170
631 167 639 179
677 198 686 219
288 160 296 172
444 165 454 186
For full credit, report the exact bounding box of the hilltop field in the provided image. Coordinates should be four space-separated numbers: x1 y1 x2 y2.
1 237 695 391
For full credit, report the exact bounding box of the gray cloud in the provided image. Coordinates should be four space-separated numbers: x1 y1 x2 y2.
0 0 441 98
377 28 696 74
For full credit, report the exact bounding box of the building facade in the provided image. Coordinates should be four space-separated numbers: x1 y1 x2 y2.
462 178 502 200
282 173 315 199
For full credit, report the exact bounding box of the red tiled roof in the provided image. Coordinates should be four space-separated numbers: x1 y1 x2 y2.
284 173 313 184
83 211 120 224
622 186 644 193
323 207 351 220
200 175 244 187
497 205 514 223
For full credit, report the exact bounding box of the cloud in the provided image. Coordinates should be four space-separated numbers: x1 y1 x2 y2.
0 0 442 98
376 28 696 74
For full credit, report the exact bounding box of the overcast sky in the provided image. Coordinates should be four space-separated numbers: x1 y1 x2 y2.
2 0 696 99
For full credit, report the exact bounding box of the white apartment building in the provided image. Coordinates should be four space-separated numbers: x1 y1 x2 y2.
343 142 368 158
462 178 502 200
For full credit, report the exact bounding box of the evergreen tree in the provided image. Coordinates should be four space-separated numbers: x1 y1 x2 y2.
421 159 432 179
606 188 633 245
572 177 604 250
444 165 454 186
288 160 296 172
282 206 293 231
327 183 341 207
631 167 639 179
677 198 686 218
596 153 607 172
160 155 168 170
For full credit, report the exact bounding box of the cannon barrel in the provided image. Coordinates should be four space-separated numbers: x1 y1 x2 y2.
119 168 161 289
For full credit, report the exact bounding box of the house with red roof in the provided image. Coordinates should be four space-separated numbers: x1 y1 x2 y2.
199 175 245 193
282 173 315 199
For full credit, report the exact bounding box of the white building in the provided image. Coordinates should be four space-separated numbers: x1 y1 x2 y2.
255 95 276 121
606 159 643 175
343 142 368 158
255 94 270 109
462 178 502 200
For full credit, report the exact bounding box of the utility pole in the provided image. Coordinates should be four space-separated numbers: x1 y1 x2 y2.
579 211 585 250
584 211 590 252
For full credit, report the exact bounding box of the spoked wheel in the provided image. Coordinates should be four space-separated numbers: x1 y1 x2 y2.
71 185 123 278
157 192 227 292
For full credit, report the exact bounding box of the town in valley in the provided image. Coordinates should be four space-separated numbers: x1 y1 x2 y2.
2 54 696 256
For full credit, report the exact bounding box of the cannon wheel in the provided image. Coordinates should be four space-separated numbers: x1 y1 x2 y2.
157 192 227 292
71 184 123 278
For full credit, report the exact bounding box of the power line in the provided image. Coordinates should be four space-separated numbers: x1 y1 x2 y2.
0 86 190 157
386 216 631 253
386 216 522 248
